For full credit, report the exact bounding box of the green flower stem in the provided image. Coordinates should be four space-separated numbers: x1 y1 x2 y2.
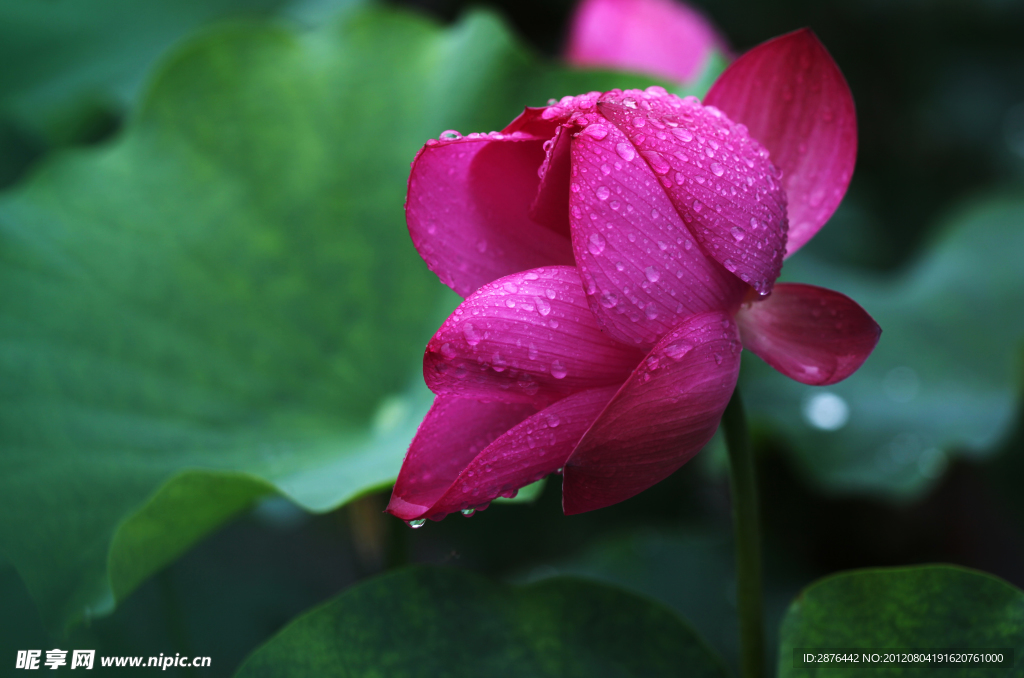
722 389 765 678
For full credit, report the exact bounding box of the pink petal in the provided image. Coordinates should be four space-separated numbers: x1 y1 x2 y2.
424 387 619 520
407 133 575 298
565 0 726 83
563 311 741 514
567 116 748 348
704 29 857 257
597 88 789 296
386 396 537 521
735 282 880 386
529 125 573 237
424 266 644 405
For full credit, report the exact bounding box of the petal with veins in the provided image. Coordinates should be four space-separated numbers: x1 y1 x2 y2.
705 29 857 258
424 387 618 520
736 283 880 386
597 89 788 296
386 396 537 521
568 118 748 348
563 311 741 514
406 134 574 297
425 266 645 405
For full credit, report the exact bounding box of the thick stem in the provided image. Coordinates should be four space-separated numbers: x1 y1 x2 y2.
722 389 765 678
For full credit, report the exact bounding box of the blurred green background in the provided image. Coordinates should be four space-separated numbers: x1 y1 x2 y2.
2 0 1023 675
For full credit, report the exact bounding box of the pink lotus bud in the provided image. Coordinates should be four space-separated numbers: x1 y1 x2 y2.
389 30 879 522
565 0 728 84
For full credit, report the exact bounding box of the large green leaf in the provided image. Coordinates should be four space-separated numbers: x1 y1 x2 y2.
778 565 1024 677
0 7 671 631
743 194 1024 498
0 0 360 140
236 566 729 678
524 528 807 677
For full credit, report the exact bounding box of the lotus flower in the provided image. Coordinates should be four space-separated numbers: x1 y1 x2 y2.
388 30 880 522
566 0 727 85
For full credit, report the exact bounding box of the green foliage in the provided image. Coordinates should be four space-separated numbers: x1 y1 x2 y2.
779 565 1024 677
0 6 671 631
236 566 730 678
744 195 1024 497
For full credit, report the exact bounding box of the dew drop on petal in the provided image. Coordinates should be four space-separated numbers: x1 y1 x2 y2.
407 519 426 529
462 323 481 345
551 360 568 379
640 150 670 175
671 127 693 143
588 232 606 254
616 142 636 161
645 266 660 283
595 186 611 201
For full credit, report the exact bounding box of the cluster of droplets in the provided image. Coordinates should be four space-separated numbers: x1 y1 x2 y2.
426 268 641 399
591 87 789 296
557 93 752 348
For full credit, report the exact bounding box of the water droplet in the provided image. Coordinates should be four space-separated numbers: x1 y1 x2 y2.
600 292 618 308
588 232 606 254
650 208 659 219
645 305 659 320
671 127 693 143
528 343 539 360
710 162 724 176
600 163 611 176
551 360 568 379
714 353 723 365
616 142 636 161
582 125 608 140
730 226 745 242
640 150 670 174
545 288 556 299
503 281 519 294
664 340 693 361
723 259 737 272
460 508 475 517
595 186 611 201
546 415 561 428
462 323 481 345
615 261 625 271
683 239 693 250
408 518 426 529
657 241 668 251
439 130 461 140
536 297 551 316
645 266 660 283
692 200 704 213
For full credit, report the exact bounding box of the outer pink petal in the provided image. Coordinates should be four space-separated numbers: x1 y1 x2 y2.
565 0 726 84
704 29 857 257
735 282 880 386
568 117 748 348
424 266 645 405
407 133 575 297
424 387 619 520
597 89 788 296
386 396 537 521
563 311 741 514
